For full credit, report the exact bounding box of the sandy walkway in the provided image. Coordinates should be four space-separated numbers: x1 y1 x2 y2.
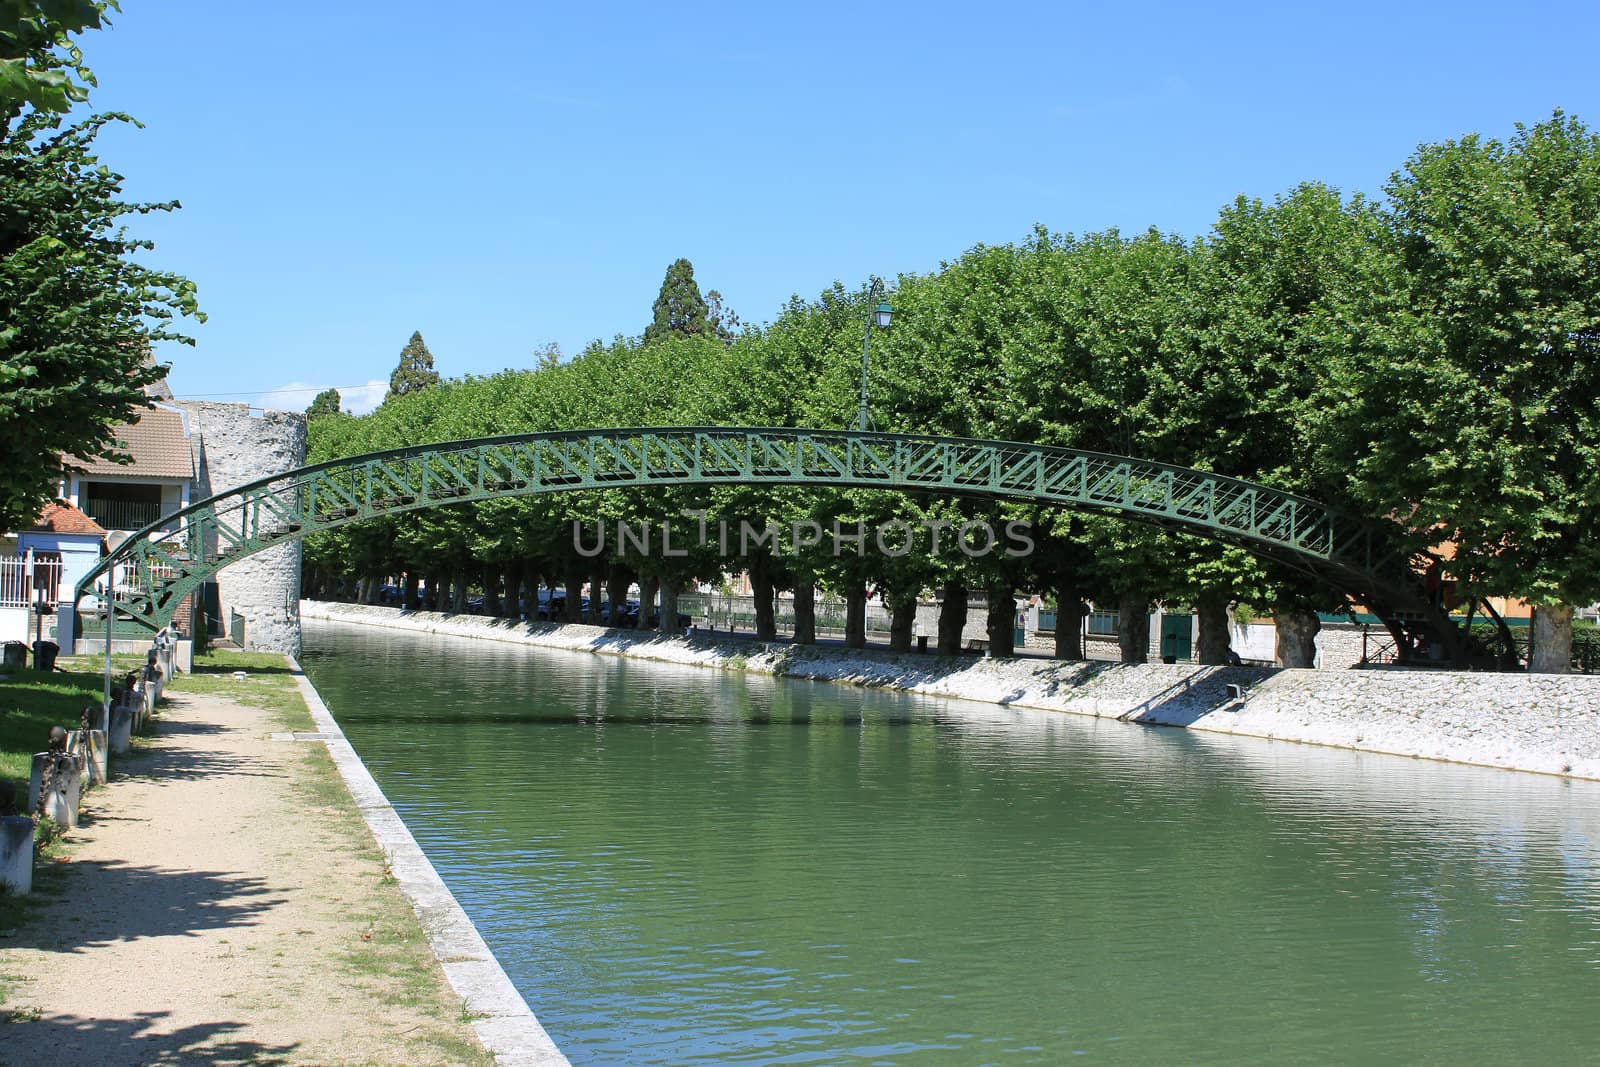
0 680 492 1065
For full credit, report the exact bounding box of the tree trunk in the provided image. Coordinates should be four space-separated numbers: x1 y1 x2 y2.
583 564 601 624
1117 597 1149 663
402 573 420 611
937 580 967 656
986 583 1016 657
499 563 524 620
362 576 379 604
640 576 660 628
1273 608 1320 668
888 590 918 652
793 580 816 644
480 565 500 617
607 564 631 627
563 562 584 623
1530 603 1574 674
751 555 778 640
1054 589 1085 660
452 573 469 614
660 579 682 635
1196 592 1232 666
844 584 867 649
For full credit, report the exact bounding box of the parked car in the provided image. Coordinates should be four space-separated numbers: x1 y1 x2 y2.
537 595 589 620
620 605 691 629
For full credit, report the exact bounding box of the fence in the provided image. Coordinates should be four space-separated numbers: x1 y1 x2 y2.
0 557 64 608
678 593 898 636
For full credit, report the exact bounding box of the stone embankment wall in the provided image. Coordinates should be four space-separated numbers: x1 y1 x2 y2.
179 401 308 654
302 601 1600 781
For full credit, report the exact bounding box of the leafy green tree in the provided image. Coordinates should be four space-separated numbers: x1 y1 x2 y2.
306 387 341 419
643 258 712 342
1 0 114 115
389 330 440 397
1318 111 1600 671
0 109 201 532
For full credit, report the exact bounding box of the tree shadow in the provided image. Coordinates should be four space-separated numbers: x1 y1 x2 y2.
189 662 299 677
0 1010 298 1065
7 860 286 952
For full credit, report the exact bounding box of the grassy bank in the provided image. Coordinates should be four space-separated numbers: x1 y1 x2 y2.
0 654 145 804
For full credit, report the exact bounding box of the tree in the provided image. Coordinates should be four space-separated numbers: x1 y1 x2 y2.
533 341 561 369
0 109 201 532
389 330 440 397
643 258 712 343
706 288 740 343
306 388 342 419
1 1 114 115
1318 111 1600 672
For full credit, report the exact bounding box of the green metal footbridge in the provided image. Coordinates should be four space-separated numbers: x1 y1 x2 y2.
72 427 1471 664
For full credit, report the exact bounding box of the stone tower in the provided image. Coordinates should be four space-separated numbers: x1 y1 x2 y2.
174 401 308 655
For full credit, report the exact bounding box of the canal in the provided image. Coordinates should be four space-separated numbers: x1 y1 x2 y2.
301 619 1600 1065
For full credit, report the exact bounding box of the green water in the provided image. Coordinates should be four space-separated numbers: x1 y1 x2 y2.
301 620 1600 1065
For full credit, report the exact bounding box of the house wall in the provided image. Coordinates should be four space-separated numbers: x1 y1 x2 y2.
14 533 102 604
177 401 308 654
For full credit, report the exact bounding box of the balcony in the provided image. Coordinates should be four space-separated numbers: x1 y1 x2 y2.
84 498 165 532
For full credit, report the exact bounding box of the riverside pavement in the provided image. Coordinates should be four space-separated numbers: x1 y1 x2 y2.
0 664 503 1065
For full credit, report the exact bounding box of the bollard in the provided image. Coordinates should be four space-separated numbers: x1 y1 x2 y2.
109 705 135 756
0 816 32 895
67 729 108 787
28 753 81 828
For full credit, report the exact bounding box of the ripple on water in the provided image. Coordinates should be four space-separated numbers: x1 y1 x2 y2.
303 621 1600 1066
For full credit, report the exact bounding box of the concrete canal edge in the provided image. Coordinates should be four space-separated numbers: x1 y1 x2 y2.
302 600 1600 782
286 655 573 1067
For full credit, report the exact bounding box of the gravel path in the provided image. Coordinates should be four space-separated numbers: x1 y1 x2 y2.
0 682 492 1065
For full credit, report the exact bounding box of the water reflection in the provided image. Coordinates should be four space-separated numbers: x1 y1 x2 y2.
303 620 1600 1066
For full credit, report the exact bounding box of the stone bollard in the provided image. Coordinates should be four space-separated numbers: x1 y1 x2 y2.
109 705 135 756
28 753 82 828
0 816 32 895
68 729 108 788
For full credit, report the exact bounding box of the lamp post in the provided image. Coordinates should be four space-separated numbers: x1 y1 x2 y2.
856 281 892 431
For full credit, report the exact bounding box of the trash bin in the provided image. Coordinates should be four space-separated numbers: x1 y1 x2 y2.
33 640 59 671
917 635 929 653
2 641 26 670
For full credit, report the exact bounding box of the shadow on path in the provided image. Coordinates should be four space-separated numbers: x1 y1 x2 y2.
7 860 286 953
0 1010 298 1066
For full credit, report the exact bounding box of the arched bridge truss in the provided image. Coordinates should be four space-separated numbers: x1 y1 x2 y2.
73 427 1462 662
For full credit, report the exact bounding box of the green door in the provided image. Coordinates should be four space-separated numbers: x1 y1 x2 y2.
1160 613 1193 662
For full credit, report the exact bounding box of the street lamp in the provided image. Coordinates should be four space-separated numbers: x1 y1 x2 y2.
857 282 892 431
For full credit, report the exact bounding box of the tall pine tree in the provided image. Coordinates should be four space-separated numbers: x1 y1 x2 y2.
643 258 712 342
389 330 440 396
305 387 341 419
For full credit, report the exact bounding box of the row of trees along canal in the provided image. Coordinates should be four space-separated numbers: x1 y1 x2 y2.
302 112 1600 673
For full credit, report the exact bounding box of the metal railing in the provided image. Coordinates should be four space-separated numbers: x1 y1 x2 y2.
84 498 166 532
0 557 63 607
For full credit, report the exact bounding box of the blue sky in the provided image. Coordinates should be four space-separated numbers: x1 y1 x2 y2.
77 1 1600 414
